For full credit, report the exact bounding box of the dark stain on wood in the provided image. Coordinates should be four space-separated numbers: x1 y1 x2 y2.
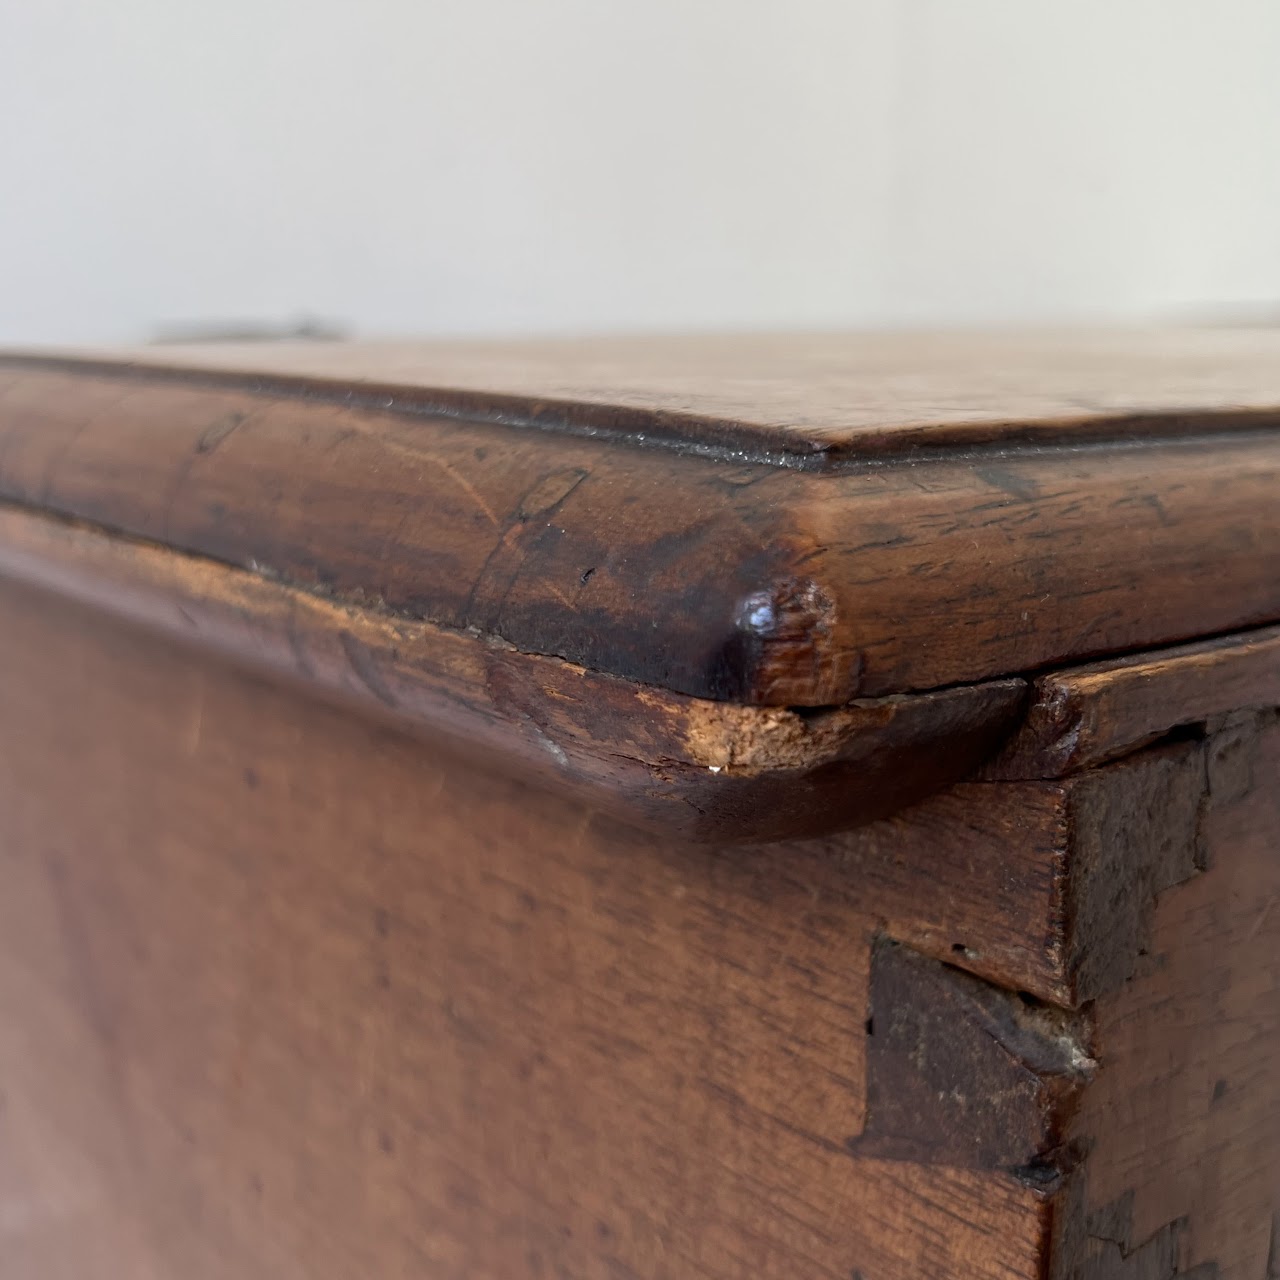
1063 745 1208 1001
851 941 1092 1176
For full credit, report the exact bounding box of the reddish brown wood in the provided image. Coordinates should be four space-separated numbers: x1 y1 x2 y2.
0 505 1022 842
990 624 1280 777
0 332 1277 1278
854 939 1091 1172
0 578 1048 1280
785 740 1208 1006
37 326 1280 458
850 719 1278 1278
2 568 1273 1278
1049 715 1280 1279
1 340 1279 707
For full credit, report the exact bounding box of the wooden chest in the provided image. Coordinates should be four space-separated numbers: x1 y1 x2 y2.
0 332 1276 1278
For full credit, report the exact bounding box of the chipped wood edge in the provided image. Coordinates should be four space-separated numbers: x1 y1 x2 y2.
986 624 1280 778
4 362 1280 709
0 502 1024 842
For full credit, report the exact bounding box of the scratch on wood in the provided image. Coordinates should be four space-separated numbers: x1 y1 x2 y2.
431 457 500 527
515 468 588 520
195 411 249 455
184 673 206 755
339 631 400 709
1245 895 1277 945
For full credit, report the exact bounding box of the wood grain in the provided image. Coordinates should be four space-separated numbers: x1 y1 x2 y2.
1 331 1278 1277
43 327 1280 460
853 939 1090 1173
0 576 1048 1280
1 351 1279 708
788 741 1209 1007
845 718 1278 1277
1049 715 1280 1279
0 504 1023 842
990 623 1280 777
0 546 1274 1277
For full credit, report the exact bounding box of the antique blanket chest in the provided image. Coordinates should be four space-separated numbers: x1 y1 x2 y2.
0 331 1276 1278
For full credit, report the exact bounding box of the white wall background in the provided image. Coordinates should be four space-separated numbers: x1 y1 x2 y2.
3 0 1279 345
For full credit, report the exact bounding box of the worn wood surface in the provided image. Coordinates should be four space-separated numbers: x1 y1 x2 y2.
0 562 1275 1277
54 327 1280 458
0 505 1023 842
1049 715 1280 1279
851 719 1278 1278
1 339 1279 709
1 331 1278 1277
990 623 1280 777
0 577 1048 1280
787 740 1210 1006
2 488 1277 852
